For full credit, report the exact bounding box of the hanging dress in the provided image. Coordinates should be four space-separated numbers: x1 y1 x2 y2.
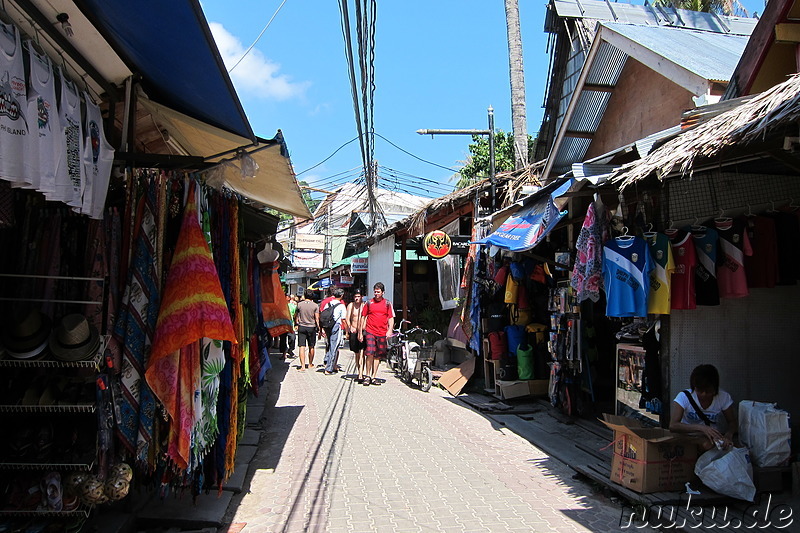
259 260 292 337
0 19 28 186
571 200 610 303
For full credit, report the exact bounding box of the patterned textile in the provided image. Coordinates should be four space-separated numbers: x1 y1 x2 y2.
193 337 225 467
571 201 610 303
146 182 235 471
114 178 160 465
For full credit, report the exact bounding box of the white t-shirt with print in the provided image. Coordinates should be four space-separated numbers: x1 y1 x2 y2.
673 389 733 430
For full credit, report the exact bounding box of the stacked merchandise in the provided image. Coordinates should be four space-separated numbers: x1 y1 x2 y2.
0 171 280 529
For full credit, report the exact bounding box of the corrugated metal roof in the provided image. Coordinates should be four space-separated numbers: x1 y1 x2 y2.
586 41 626 86
567 90 611 132
602 23 751 83
550 0 756 36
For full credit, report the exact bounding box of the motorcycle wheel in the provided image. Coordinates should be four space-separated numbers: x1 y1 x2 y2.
401 369 412 383
419 366 433 392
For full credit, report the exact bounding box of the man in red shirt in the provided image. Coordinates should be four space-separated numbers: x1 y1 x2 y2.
358 282 395 386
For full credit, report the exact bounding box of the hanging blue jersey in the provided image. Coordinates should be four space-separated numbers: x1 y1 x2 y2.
690 226 720 306
602 237 654 317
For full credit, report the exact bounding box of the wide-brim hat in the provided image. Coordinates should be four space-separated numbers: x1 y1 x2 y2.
49 314 100 362
1 306 52 359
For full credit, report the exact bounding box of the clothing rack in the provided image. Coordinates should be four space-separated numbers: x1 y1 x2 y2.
0 273 105 306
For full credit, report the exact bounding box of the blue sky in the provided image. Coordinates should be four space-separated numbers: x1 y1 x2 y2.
199 0 765 204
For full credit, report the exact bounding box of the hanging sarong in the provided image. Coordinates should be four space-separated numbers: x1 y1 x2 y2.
259 260 292 337
114 177 160 466
146 182 236 471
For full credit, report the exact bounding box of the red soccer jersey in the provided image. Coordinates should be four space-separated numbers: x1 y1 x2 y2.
744 215 779 288
361 297 395 336
715 218 752 299
666 229 697 310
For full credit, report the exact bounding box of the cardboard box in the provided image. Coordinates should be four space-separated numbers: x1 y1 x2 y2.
496 380 531 400
529 379 549 396
601 414 699 493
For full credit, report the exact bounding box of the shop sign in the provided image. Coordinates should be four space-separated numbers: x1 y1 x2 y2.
351 257 368 273
284 271 305 281
293 251 324 268
422 230 452 259
339 275 354 285
295 233 325 250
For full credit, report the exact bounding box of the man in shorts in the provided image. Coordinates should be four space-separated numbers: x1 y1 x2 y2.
358 282 395 386
294 290 319 371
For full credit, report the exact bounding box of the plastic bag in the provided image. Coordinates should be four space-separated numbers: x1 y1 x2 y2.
694 447 756 502
739 400 791 467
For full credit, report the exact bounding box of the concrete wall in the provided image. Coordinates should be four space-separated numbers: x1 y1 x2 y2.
584 58 696 160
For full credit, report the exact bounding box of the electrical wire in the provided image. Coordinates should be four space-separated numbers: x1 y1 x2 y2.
378 165 457 192
373 132 460 173
295 137 362 177
228 0 289 73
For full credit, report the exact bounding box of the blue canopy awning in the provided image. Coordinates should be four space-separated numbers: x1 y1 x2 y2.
478 178 579 252
79 0 254 141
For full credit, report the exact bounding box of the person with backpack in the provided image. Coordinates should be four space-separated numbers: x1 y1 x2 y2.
358 282 395 386
320 288 347 375
294 290 320 371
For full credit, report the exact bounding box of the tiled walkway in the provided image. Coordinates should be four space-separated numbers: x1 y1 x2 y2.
226 342 647 532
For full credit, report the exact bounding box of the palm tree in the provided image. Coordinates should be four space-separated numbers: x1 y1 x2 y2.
504 0 528 170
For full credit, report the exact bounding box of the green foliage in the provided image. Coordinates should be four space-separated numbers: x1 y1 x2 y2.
415 305 451 335
454 131 537 189
653 0 736 15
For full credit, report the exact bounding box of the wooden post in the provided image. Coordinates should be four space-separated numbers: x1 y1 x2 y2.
402 236 408 325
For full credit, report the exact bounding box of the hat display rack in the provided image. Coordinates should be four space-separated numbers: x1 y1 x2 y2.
0 273 109 520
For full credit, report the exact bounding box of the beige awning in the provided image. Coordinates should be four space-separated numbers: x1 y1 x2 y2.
139 96 313 220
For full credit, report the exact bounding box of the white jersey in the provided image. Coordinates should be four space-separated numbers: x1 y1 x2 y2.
0 20 29 185
81 93 114 219
23 41 60 195
54 67 83 206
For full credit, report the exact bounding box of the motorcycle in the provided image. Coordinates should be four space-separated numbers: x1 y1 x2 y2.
401 328 441 392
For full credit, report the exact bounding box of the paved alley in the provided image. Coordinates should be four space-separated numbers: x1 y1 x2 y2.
225 343 637 532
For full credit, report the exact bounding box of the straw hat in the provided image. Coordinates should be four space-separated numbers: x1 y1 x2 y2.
1 306 51 359
49 314 100 362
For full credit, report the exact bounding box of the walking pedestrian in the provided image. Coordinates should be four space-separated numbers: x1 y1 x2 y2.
294 290 319 371
280 293 298 359
358 282 395 386
323 288 347 375
346 288 366 382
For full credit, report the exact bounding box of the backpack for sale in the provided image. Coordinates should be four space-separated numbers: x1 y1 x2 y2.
319 301 342 330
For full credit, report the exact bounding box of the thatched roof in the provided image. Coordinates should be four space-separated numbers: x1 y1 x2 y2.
611 73 800 189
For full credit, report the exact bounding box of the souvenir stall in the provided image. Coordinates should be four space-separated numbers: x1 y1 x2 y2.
0 7 299 529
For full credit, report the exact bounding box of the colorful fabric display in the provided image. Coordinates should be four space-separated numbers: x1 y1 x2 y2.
571 201 610 303
0 19 28 185
715 218 752 299
147 182 236 470
602 236 654 317
644 232 675 314
666 229 697 310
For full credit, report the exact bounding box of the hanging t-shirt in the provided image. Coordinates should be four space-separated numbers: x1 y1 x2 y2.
644 232 674 315
691 226 720 306
764 211 800 285
23 41 60 196
715 218 752 298
602 237 653 318
744 215 779 288
81 92 115 220
54 68 84 207
666 229 697 310
0 20 28 185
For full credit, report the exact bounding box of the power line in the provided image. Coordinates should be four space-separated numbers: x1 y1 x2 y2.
295 137 361 177
374 132 460 173
228 0 289 73
378 165 457 192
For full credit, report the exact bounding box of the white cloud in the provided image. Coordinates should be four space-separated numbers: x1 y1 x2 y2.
209 22 310 101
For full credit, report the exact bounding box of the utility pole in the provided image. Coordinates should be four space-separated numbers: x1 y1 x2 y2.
417 106 497 211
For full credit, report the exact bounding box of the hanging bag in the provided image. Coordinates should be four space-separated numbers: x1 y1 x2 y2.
504 273 519 304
